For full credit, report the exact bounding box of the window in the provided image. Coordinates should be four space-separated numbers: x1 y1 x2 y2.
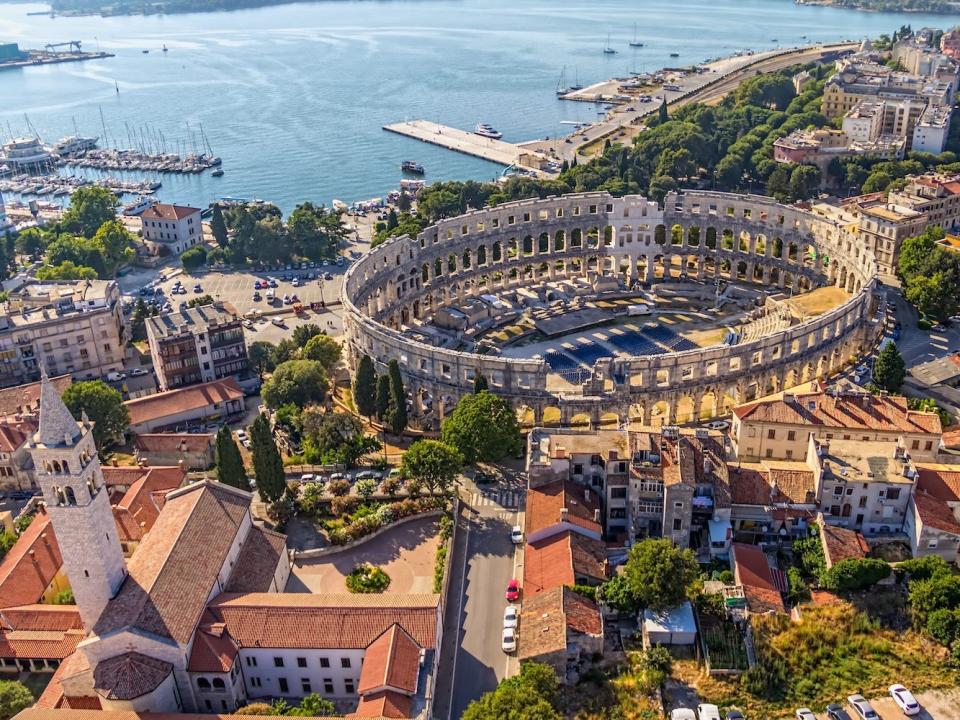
787 430 796 441
611 487 627 499
319 657 330 668
250 677 262 688
323 679 334 694
344 679 355 694
610 508 626 519
833 485 843 496
858 496 867 508
765 448 773 458
341 658 351 669
785 450 793 459
297 657 307 668
673 518 682 531
212 679 225 692
674 502 683 509
278 678 288 694
197 678 211 690
912 440 920 450
573 464 583 475
274 657 284 668
925 441 934 451
830 505 840 516
301 679 312 693
929 538 939 549
245 656 257 667
767 429 776 440
887 488 901 501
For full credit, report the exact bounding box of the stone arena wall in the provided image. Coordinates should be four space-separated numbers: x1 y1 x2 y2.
341 191 880 426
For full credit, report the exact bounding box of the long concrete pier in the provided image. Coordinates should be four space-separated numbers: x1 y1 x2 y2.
383 120 553 175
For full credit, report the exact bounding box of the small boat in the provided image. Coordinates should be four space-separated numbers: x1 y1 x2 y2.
211 168 224 177
162 44 168 52
474 123 502 140
142 49 149 54
629 24 644 47
603 33 617 54
669 52 680 58
401 160 425 174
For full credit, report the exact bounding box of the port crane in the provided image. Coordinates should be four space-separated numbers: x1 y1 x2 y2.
44 41 82 54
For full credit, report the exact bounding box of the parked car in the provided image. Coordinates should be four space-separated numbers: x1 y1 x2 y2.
725 712 744 720
795 710 815 720
826 705 852 720
193 284 202 293
503 605 518 629
253 292 262 301
300 474 315 484
269 279 278 288
130 368 149 377
703 420 729 431
670 711 696 720
932 323 946 332
283 294 292 305
697 704 721 720
846 696 877 720
510 526 523 544
106 371 126 382
243 319 254 329
271 318 286 328
501 627 516 653
505 579 520 601
888 684 920 716
356 470 381 481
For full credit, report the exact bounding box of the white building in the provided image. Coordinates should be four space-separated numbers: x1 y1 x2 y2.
912 103 953 154
139 204 203 256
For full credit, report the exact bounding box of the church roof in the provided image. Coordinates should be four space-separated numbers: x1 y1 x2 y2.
93 652 172 701
36 372 81 448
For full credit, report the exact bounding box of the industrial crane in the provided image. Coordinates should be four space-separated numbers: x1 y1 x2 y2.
44 41 82 54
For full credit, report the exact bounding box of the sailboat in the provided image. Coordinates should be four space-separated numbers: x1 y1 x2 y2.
603 33 617 54
556 66 570 96
114 81 119 94
629 24 644 47
569 68 583 92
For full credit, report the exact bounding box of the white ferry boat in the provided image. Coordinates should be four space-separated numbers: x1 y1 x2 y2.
474 123 503 140
0 137 52 171
122 195 158 216
48 135 98 157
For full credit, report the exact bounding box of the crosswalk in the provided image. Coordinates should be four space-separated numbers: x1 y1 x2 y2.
469 489 523 509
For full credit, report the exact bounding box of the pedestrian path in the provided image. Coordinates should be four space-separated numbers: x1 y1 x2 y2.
470 489 523 509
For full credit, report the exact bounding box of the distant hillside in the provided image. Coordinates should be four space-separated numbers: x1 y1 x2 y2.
796 0 959 13
48 0 312 16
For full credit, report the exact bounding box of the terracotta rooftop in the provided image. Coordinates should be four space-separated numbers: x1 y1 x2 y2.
0 421 30 453
518 587 602 662
94 482 251 644
107 466 185 543
819 522 869 568
915 464 960 502
35 652 100 710
133 433 214 453
0 510 63 609
93 652 172 701
357 624 422 696
913 491 960 535
524 530 608 596
187 613 239 673
206 593 439 650
18 712 343 720
140 204 201 222
733 391 942 435
728 464 816 506
0 604 82 632
352 690 413 719
525 479 601 538
223 526 287 593
0 375 71 419
124 378 244 427
732 543 784 614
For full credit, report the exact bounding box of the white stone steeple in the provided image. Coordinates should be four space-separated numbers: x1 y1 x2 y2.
27 371 127 630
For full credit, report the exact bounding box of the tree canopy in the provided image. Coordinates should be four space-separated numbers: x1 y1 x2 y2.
898 227 960 321
353 354 377 417
261 360 328 409
441 391 522 464
462 662 561 720
249 413 286 503
215 425 247 490
873 342 906 393
400 440 463 496
302 334 342 372
61 186 118 237
62 380 130 449
0 679 34 720
621 538 700 611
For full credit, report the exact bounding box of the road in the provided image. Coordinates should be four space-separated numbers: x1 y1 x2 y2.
886 289 960 367
434 472 525 720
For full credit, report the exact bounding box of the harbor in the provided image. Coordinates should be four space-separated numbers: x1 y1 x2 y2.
0 40 112 70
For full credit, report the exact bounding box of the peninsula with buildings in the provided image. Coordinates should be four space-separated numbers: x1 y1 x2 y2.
3 19 960 720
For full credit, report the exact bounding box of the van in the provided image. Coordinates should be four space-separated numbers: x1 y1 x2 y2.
627 303 652 316
271 318 286 328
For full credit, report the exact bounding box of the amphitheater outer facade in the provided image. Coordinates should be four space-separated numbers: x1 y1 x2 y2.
341 190 881 427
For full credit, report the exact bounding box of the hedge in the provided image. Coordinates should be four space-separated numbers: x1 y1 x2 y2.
328 497 446 545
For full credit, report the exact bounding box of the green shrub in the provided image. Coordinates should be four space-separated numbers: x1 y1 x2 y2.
917 318 932 330
898 555 951 581
345 563 391 593
927 608 960 646
181 245 207 271
909 573 960 617
568 584 598 601
433 544 448 593
821 558 891 593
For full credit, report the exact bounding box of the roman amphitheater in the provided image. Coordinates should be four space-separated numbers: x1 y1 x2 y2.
341 190 882 429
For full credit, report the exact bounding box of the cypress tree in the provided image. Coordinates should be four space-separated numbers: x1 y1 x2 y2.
375 374 391 421
215 425 247 491
473 372 488 394
659 97 669 123
249 414 285 503
211 204 228 247
353 354 377 417
386 359 407 434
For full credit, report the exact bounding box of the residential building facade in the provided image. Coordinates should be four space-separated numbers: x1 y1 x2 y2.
139 204 203 256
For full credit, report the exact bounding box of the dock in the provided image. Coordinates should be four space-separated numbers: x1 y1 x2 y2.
0 51 114 71
382 120 554 176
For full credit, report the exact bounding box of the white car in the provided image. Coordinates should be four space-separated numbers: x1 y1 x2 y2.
703 420 729 431
501 627 516 653
129 367 149 377
888 684 920 716
510 526 523 544
503 605 518 629
847 695 878 720
670 711 696 720
795 710 815 720
697 704 721 720
106 371 126 382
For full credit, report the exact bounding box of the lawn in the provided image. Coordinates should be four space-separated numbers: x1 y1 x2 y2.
675 601 957 719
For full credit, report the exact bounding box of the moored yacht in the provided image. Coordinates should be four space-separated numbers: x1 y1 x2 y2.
0 137 51 171
401 160 425 174
474 123 503 140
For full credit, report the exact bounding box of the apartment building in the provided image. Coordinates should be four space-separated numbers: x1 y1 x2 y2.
0 279 125 388
842 195 927 274
942 28 960 60
888 173 960 231
145 304 249 391
772 127 903 176
913 103 953 153
731 387 943 462
139 204 203 257
905 464 960 562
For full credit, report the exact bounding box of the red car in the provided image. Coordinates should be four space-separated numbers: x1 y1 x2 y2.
505 579 520 601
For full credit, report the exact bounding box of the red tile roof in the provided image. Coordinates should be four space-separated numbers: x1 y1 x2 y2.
20 712 341 720
518 587 602 661
732 543 784 614
0 604 82 632
224 526 287 593
353 690 413 719
915 465 960 502
733 392 942 435
819 523 869 568
188 614 239 673
133 433 215 453
524 531 607 596
35 652 100 710
0 375 71 419
140 204 201 222
94 482 251 644
357 624 421 696
0 421 29 453
206 593 439 650
0 510 63 609
525 480 601 538
107 466 185 543
93 652 173 701
914 491 960 535
124 379 244 427
0 627 84 660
